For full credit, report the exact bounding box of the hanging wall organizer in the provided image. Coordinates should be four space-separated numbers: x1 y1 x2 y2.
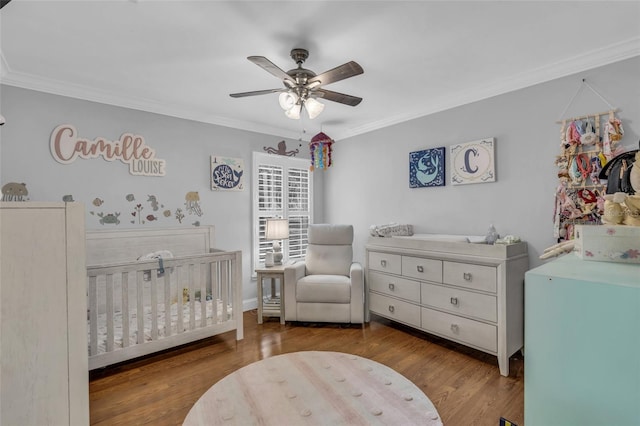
553 79 625 242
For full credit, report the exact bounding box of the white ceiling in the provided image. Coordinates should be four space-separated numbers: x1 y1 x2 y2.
1 1 639 141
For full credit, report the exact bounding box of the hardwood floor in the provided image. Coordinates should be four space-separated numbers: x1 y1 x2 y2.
89 310 524 425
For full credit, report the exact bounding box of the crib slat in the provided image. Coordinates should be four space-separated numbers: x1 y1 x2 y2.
176 265 184 334
89 276 98 356
136 271 144 345
121 272 129 348
220 260 228 321
164 269 172 337
189 264 196 331
150 271 158 340
211 261 219 324
106 274 114 353
200 262 206 328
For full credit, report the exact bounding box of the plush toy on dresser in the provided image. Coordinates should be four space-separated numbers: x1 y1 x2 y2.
601 147 640 226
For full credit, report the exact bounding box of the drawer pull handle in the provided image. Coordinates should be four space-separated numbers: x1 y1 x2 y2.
381 260 387 267
388 305 395 313
463 272 472 281
388 283 395 291
450 324 459 333
417 265 424 273
450 297 458 306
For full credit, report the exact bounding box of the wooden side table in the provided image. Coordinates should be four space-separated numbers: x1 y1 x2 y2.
255 264 286 324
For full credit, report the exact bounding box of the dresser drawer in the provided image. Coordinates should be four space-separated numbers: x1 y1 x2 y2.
402 256 442 282
368 251 401 275
369 271 420 301
421 282 497 322
421 307 497 353
443 261 497 293
370 293 421 328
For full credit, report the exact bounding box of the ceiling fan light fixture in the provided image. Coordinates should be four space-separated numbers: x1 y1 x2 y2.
304 98 325 120
278 92 298 110
284 104 302 119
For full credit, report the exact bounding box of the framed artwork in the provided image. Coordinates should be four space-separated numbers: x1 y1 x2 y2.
211 156 245 191
409 147 446 188
450 138 496 185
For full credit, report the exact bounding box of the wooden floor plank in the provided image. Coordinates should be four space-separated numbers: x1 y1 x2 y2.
90 311 524 425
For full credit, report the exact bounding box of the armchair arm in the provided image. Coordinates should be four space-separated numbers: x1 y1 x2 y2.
349 262 365 323
284 261 306 321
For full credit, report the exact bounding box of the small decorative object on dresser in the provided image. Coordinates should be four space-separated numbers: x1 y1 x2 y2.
366 234 528 376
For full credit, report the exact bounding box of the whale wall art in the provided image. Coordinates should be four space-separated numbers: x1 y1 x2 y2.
409 147 446 188
210 156 245 191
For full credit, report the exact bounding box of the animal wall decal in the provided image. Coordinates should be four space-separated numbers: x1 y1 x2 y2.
185 191 203 216
97 212 121 225
1 182 29 201
87 191 203 226
264 140 299 157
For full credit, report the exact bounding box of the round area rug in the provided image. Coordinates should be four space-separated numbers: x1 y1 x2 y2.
183 350 443 425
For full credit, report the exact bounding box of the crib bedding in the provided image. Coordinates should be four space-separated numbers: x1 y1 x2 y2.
91 299 232 354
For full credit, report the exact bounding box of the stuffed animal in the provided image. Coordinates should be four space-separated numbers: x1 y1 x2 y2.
623 195 640 226
602 192 640 226
602 192 627 224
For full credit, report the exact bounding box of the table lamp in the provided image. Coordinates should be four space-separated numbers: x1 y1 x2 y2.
265 218 289 266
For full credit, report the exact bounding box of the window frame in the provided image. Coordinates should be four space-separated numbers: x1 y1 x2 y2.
252 152 313 275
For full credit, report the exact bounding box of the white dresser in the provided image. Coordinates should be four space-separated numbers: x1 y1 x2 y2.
366 236 528 376
1 202 89 425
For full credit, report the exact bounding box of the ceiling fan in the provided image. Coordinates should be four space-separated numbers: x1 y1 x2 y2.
230 48 364 120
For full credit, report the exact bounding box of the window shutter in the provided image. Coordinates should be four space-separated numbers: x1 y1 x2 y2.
252 153 313 272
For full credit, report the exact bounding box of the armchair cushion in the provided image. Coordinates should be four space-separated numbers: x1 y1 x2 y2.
296 275 351 303
305 224 354 276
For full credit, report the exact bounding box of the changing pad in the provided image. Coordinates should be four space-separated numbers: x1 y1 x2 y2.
393 233 488 244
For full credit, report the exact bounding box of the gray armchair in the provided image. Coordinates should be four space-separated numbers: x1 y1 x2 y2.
284 224 365 324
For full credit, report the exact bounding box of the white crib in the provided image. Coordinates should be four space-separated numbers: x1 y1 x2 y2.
85 226 243 370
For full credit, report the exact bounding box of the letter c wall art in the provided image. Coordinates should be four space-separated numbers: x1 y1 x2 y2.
450 138 496 185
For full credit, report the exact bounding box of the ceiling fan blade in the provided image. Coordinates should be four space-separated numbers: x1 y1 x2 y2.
305 61 363 88
313 89 362 106
248 56 296 84
229 88 285 98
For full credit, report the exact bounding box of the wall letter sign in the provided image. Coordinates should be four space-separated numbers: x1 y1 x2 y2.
50 124 166 176
450 138 496 185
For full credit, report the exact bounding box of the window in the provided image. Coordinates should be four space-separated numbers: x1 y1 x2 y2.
252 152 313 272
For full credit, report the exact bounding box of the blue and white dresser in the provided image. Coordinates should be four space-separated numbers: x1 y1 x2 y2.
525 254 640 426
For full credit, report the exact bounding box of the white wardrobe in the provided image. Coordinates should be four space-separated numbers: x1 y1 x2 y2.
0 202 89 425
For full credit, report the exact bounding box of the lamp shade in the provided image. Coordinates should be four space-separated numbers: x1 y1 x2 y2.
284 104 302 120
304 98 325 119
265 218 289 240
278 92 298 110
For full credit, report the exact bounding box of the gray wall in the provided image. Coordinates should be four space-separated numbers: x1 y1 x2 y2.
1 56 638 304
0 86 324 305
324 56 640 268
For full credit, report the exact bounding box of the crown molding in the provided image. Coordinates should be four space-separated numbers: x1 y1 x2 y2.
2 37 639 141
0 51 11 78
0 62 302 140
338 37 640 141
